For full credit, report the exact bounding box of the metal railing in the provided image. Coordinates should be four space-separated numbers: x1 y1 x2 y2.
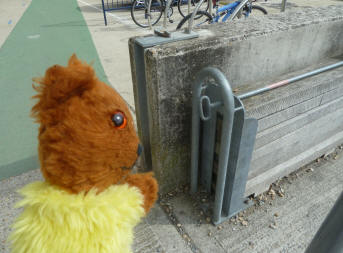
191 61 343 224
238 61 343 99
101 0 133 25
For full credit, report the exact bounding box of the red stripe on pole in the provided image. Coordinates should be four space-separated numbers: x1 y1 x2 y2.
268 79 289 89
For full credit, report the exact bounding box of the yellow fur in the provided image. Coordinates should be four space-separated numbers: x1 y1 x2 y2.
9 182 145 253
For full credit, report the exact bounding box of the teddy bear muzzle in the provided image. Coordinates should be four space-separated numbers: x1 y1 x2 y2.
122 144 143 172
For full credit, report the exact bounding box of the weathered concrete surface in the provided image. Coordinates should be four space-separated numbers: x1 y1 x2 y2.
146 6 343 88
1 146 342 252
129 6 343 193
162 147 343 253
243 58 343 195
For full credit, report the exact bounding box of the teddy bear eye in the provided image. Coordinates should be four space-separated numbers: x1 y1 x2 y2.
111 112 127 129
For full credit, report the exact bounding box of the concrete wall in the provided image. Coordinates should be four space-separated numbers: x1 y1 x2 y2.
129 6 343 194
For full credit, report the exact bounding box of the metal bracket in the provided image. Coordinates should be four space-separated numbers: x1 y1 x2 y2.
154 29 172 38
191 67 258 225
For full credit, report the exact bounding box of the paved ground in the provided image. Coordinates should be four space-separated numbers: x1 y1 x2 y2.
1 146 342 252
1 0 343 252
0 0 108 179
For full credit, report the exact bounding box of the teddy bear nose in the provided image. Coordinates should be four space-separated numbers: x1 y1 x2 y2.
137 144 143 156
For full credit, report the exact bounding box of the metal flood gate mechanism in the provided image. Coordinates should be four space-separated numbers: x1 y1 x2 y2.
191 62 343 225
191 67 257 225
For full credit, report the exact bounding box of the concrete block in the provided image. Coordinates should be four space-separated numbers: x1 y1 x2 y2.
129 6 343 193
250 104 343 179
255 94 343 149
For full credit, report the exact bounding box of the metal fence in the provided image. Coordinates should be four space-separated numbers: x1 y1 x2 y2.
101 0 133 25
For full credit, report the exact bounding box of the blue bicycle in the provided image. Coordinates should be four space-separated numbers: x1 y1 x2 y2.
176 0 267 29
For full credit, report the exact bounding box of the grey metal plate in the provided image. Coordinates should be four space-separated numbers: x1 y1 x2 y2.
135 31 199 48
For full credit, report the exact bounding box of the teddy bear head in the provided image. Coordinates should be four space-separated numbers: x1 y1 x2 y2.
31 55 141 193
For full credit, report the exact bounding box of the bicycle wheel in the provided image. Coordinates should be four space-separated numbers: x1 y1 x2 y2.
131 0 164 28
241 5 267 18
176 10 213 30
177 0 209 18
250 5 267 15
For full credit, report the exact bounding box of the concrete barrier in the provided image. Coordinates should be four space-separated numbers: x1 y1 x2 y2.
129 6 343 194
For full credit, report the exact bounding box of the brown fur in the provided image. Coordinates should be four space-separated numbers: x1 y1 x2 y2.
32 54 158 213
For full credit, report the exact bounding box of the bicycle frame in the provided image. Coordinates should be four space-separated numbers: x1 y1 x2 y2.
180 0 258 30
213 0 252 23
214 1 240 22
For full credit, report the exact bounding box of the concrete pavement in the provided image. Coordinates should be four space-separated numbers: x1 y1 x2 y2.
0 0 31 46
1 145 342 252
0 0 108 180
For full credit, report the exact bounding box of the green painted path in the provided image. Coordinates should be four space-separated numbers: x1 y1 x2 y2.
0 0 107 179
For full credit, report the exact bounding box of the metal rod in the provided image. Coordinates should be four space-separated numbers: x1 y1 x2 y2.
210 70 235 224
163 0 173 29
238 61 343 100
191 70 204 193
188 0 191 15
228 0 249 21
147 0 152 29
281 0 287 12
209 0 213 16
187 0 205 33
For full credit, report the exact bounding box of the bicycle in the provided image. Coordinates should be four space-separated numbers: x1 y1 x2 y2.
131 0 166 28
177 0 209 19
131 0 209 28
176 0 267 30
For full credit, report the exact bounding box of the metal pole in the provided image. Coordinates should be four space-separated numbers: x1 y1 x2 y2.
209 0 213 16
163 0 173 29
228 0 249 21
147 0 152 29
188 0 191 15
281 0 286 12
187 0 205 33
238 61 343 100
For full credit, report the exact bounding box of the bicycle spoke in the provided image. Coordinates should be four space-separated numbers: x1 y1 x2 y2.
178 0 209 18
131 0 164 28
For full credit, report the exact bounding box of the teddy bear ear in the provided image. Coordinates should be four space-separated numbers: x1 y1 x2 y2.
68 54 82 67
31 55 96 122
43 54 95 101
